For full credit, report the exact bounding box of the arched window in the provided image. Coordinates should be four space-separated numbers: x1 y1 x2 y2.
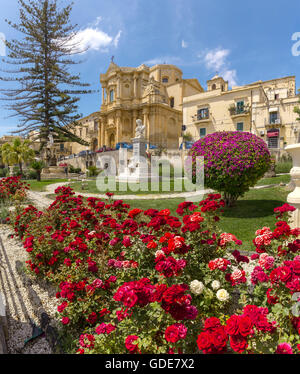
170 97 175 108
109 89 114 102
162 76 169 83
212 83 216 90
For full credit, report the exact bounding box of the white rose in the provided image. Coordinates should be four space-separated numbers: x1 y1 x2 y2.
211 280 220 290
190 280 204 295
155 250 164 257
216 289 229 302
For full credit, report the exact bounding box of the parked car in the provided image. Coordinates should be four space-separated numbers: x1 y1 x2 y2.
78 150 88 157
179 141 194 150
147 143 157 150
116 142 133 150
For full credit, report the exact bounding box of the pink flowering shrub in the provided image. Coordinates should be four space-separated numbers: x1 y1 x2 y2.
11 186 300 354
188 131 271 206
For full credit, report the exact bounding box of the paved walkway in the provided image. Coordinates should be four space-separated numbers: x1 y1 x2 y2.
0 225 58 353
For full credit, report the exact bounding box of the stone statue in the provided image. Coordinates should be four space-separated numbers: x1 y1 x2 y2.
135 119 145 139
48 133 54 145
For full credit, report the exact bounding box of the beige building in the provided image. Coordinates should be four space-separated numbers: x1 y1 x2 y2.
183 74 300 156
97 62 203 149
65 111 100 155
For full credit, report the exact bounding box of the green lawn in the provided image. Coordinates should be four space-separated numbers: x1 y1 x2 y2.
256 174 290 186
122 186 289 252
69 178 190 195
27 179 68 192
68 174 290 196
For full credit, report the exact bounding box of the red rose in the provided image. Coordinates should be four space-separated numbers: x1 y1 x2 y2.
230 335 248 353
204 317 221 332
197 332 212 352
125 335 139 353
238 316 253 337
211 327 228 352
226 315 240 336
165 324 187 343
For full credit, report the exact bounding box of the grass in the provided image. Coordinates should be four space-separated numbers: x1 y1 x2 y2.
27 179 68 192
255 174 290 186
69 178 190 195
68 174 291 196
122 186 289 252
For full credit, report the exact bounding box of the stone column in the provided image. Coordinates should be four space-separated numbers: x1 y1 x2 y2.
143 109 149 146
116 112 122 144
133 74 138 98
285 143 300 228
132 110 137 138
117 76 121 99
101 121 105 146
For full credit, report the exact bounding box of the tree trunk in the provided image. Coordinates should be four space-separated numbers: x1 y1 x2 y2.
19 162 23 176
223 192 238 207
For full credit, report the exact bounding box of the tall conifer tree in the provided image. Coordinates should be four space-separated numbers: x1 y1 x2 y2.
0 0 91 149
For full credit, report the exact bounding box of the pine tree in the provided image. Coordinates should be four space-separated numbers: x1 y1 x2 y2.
0 0 91 149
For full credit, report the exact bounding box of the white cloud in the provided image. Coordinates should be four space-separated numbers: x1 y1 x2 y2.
64 18 122 54
181 40 188 48
204 48 230 71
222 69 238 86
201 47 238 87
113 31 122 48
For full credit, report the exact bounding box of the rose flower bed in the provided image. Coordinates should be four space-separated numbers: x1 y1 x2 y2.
0 176 29 203
11 186 300 354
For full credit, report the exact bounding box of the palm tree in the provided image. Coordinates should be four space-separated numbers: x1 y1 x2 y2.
2 138 35 175
30 160 45 181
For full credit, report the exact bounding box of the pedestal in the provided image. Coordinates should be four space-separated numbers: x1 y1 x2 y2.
41 166 67 180
118 137 158 183
285 144 300 228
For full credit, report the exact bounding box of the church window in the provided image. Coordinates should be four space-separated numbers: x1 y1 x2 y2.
162 77 169 83
110 89 114 102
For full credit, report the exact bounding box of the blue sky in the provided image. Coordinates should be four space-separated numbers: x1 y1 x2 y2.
1 0 300 136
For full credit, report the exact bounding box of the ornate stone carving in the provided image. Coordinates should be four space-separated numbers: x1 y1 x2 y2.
135 119 145 139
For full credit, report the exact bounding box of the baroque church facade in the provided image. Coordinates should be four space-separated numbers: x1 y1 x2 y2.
97 61 203 149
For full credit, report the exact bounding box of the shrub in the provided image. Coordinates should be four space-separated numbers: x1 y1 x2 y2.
30 160 45 181
275 161 292 174
0 176 29 204
69 165 81 174
26 170 38 180
87 165 100 177
0 168 9 178
188 131 271 206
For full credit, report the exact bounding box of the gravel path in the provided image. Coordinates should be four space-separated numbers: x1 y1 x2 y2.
0 225 59 354
42 180 285 202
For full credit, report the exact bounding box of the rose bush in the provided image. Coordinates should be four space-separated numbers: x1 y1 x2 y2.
0 176 29 203
187 131 271 206
11 186 300 354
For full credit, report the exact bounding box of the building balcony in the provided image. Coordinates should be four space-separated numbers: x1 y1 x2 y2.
191 114 211 124
228 104 250 118
265 117 283 129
